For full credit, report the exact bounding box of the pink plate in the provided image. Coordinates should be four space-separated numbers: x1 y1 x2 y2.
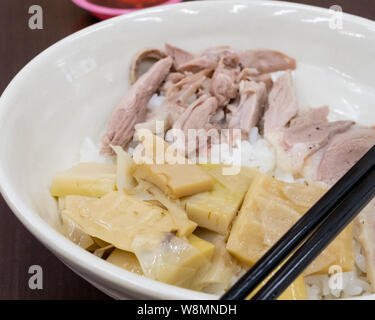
72 0 183 20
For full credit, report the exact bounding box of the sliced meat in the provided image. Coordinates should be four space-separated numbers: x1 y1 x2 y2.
200 46 235 62
251 73 273 93
238 67 259 79
101 57 173 154
264 71 298 135
162 71 212 126
164 101 185 126
238 68 273 92
286 105 329 133
196 77 212 98
166 72 185 83
357 199 375 291
281 106 354 169
173 95 219 156
238 49 296 74
165 69 211 106
317 127 375 185
130 48 167 84
161 72 185 95
264 73 354 174
227 80 267 138
165 43 195 69
210 53 241 107
178 56 217 73
173 95 218 131
302 147 327 182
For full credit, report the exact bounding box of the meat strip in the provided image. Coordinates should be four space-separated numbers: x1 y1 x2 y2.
178 56 217 73
165 69 211 106
264 73 353 174
264 71 298 135
210 53 240 107
129 48 167 84
172 95 219 156
282 106 354 169
101 56 173 154
173 95 218 132
317 127 375 185
227 80 267 138
200 46 235 62
165 43 195 69
238 49 296 74
238 68 274 92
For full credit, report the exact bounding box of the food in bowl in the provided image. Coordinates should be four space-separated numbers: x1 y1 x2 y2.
50 44 375 299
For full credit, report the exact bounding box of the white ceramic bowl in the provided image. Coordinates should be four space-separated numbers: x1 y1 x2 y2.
1 0 375 300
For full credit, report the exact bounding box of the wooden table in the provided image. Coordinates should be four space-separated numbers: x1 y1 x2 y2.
0 0 374 300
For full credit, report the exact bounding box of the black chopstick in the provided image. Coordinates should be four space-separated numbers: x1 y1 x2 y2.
252 166 375 299
221 145 375 300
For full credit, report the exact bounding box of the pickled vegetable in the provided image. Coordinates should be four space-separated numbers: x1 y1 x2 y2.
50 162 116 198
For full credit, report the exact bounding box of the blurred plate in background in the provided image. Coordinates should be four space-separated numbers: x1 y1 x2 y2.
72 0 183 19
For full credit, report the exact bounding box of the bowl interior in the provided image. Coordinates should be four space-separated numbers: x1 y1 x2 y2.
1 0 375 299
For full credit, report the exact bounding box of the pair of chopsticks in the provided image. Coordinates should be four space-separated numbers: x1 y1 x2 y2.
221 145 375 300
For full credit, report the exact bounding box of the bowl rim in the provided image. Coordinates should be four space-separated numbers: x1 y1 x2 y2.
1 0 375 300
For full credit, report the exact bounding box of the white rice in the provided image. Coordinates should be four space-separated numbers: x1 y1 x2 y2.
148 94 165 110
305 242 372 300
209 127 276 174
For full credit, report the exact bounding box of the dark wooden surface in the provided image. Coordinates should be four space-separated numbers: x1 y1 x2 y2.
0 0 374 300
